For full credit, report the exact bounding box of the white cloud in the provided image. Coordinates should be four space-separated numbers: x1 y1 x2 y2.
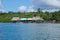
0 0 6 12
28 9 35 12
32 0 60 12
33 0 60 7
18 6 27 11
33 0 60 10
46 0 60 7
0 9 6 12
42 9 59 12
18 6 36 12
27 6 35 12
0 0 2 6
29 6 34 9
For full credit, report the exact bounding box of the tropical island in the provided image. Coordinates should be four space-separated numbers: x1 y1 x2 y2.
0 8 60 23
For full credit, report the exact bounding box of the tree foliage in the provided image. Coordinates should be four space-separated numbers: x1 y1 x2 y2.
0 8 60 22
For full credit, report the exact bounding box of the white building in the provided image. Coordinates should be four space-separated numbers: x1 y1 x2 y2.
11 17 20 21
32 16 44 21
11 16 44 23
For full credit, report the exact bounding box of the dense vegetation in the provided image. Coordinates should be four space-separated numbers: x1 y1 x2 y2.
0 8 60 23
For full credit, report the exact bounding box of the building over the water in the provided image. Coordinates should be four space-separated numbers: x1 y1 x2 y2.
31 16 44 23
32 16 44 21
11 16 44 23
11 17 20 22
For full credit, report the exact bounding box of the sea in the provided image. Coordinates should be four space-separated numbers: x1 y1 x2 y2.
0 23 60 40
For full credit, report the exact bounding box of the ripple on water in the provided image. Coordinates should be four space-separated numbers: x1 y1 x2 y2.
0 23 60 40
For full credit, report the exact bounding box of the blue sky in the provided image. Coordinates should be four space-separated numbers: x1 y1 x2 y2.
1 0 60 12
2 0 32 12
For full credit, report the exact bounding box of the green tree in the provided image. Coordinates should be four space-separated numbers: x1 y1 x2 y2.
37 8 42 16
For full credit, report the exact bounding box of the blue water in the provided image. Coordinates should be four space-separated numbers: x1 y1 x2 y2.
0 23 60 40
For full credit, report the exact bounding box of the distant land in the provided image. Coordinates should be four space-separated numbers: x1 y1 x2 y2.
0 8 60 23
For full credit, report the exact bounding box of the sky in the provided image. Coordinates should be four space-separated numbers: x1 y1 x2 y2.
0 0 60 12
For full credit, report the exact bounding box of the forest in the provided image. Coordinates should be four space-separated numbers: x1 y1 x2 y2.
0 8 60 23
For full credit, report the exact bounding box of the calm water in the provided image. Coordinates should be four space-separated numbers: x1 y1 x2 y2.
0 23 60 40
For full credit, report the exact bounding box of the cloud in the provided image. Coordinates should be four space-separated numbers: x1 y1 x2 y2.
32 0 60 10
0 9 6 12
42 9 59 12
46 0 60 7
0 0 6 12
18 6 27 11
27 6 35 12
28 9 34 12
0 0 2 6
0 0 3 8
18 6 36 12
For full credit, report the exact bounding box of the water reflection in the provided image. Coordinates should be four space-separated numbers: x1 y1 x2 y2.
0 23 60 40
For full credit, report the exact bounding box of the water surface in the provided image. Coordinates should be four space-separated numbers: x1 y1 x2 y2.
0 23 60 40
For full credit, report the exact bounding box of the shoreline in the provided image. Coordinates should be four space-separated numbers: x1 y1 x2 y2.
0 22 60 23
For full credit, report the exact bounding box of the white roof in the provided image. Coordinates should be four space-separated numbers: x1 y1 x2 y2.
20 18 32 20
11 16 44 21
32 16 44 20
20 18 28 20
11 17 20 21
27 18 32 20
